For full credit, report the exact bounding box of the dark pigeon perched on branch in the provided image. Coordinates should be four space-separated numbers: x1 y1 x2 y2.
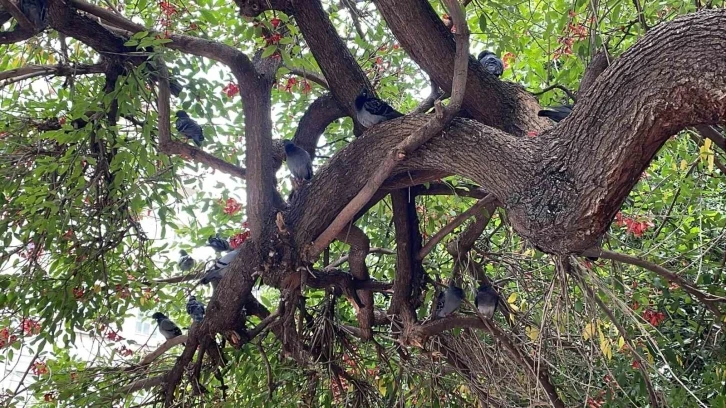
151 312 182 340
206 233 231 253
475 283 499 319
354 88 403 128
434 283 465 318
147 62 184 97
538 104 573 122
477 50 504 77
178 250 194 271
186 296 205 323
283 140 313 182
175 110 204 147
200 249 239 291
19 0 48 29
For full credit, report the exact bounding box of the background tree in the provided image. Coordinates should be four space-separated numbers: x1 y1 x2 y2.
0 0 725 407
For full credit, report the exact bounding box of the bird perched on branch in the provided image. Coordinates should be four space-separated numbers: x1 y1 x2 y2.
206 233 231 253
538 104 573 122
186 296 205 323
147 62 185 97
477 51 504 77
178 250 194 271
19 0 48 30
151 312 182 340
175 110 204 147
354 88 403 128
283 140 313 182
434 283 465 318
200 249 239 290
475 283 499 319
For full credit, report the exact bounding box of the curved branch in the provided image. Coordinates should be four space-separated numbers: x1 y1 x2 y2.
417 195 496 261
284 66 329 89
292 93 346 158
135 335 188 367
583 248 725 318
336 225 374 339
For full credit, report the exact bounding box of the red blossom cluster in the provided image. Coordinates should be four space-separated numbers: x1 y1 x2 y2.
223 82 240 98
270 17 281 28
230 222 251 249
264 32 282 46
0 328 18 348
222 198 243 216
43 392 55 402
158 1 177 17
21 318 41 336
114 284 131 299
553 11 590 59
632 359 641 369
72 287 84 300
642 309 666 326
284 77 297 92
31 360 48 376
502 52 516 70
118 345 134 357
614 212 654 237
106 329 124 342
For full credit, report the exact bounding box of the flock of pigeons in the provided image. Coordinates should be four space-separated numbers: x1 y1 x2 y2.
150 234 239 340
435 282 500 320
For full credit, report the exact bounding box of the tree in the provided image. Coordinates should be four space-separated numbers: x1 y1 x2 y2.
0 0 725 406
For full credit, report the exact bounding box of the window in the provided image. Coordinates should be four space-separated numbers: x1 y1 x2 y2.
135 319 151 336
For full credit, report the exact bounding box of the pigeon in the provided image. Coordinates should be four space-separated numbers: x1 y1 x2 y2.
477 51 504 77
283 140 313 181
175 110 204 147
206 233 231 253
538 104 573 123
147 62 184 97
434 284 465 318
354 88 403 128
200 249 239 290
186 296 205 323
19 0 48 30
178 250 195 271
151 312 183 340
475 283 499 319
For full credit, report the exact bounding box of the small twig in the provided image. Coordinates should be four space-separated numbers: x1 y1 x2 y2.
256 341 275 399
324 247 396 270
532 84 577 103
134 335 188 367
284 66 329 89
417 195 496 261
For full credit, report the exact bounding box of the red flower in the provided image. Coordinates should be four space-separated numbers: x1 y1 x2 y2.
642 309 666 326
72 287 84 300
118 346 133 357
284 77 297 93
502 52 516 70
105 329 123 342
21 319 41 336
393 44 400 50
301 81 312 94
270 17 281 28
631 360 641 369
230 231 251 249
31 361 48 376
527 131 538 137
58 117 66 125
223 198 242 216
43 393 55 402
265 33 282 45
159 1 177 16
223 82 239 98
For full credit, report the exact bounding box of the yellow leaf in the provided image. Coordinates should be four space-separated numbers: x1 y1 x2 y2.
705 138 713 150
507 293 518 304
93 284 101 293
647 352 654 365
708 153 714 172
582 322 596 341
617 336 625 351
600 338 612 360
680 160 688 171
139 296 146 306
526 326 540 341
377 379 386 396
47 53 55 65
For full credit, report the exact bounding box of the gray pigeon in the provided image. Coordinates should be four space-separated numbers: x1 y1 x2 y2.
283 140 313 181
434 284 465 318
354 88 403 128
186 296 205 323
178 250 194 271
19 0 47 29
151 312 182 340
175 110 204 147
477 51 504 77
538 104 573 122
206 233 231 253
200 249 239 290
475 283 499 319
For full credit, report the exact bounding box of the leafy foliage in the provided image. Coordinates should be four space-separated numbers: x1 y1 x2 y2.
0 0 725 407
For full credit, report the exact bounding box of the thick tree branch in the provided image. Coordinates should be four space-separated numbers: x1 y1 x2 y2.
336 225 374 339
324 247 395 270
579 50 610 95
292 93 346 158
0 0 34 31
0 63 106 86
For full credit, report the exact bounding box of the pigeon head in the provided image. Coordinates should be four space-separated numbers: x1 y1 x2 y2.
477 50 495 60
151 312 167 321
175 110 189 119
179 249 188 256
354 88 371 110
478 283 492 291
283 140 296 155
189 295 197 301
449 285 465 298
